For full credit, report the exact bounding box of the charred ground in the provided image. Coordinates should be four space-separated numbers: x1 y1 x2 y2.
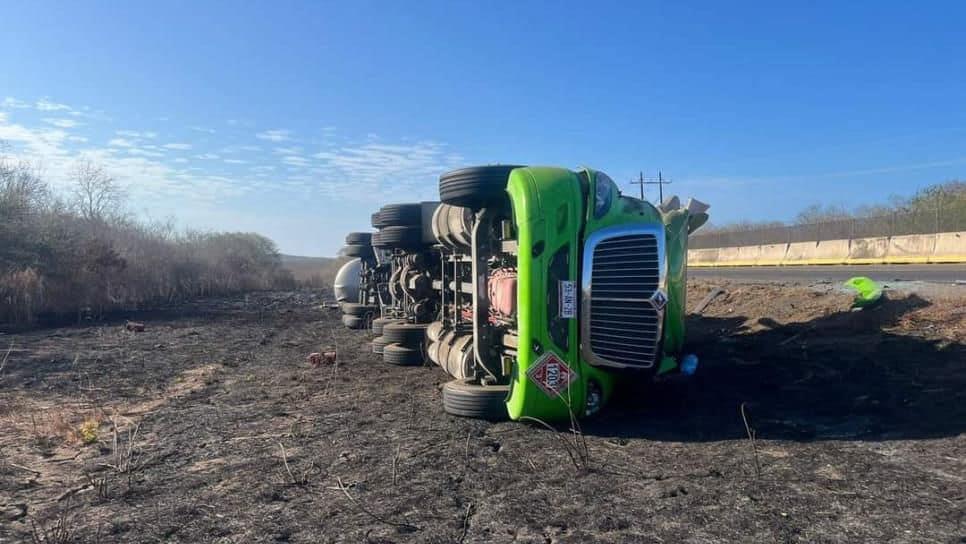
0 281 963 543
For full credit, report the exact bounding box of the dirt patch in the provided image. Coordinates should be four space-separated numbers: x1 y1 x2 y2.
0 284 963 543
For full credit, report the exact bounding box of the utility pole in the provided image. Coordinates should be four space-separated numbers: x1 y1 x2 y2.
628 170 673 203
628 171 646 200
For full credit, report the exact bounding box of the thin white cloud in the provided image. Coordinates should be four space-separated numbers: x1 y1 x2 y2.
116 129 158 139
256 129 291 142
44 118 80 128
190 126 216 134
0 121 71 159
310 140 463 199
126 148 165 158
281 155 310 167
2 97 30 109
35 98 71 111
222 144 262 154
1 104 466 215
162 143 192 150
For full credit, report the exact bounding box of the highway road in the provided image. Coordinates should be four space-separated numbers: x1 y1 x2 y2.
689 264 966 284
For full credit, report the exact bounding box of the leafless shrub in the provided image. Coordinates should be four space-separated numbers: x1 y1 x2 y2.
1 155 294 326
331 476 419 533
103 417 141 482
520 399 591 473
277 441 314 485
0 342 12 378
740 402 762 479
85 472 112 502
30 498 75 544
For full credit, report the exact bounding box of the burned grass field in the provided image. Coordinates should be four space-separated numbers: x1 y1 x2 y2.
0 282 963 543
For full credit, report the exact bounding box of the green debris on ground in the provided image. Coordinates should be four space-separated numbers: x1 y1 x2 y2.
844 276 884 308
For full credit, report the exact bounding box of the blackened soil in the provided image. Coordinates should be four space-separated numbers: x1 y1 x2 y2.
1 283 963 543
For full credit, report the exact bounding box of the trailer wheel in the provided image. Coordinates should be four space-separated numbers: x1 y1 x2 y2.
345 232 373 245
382 322 429 347
343 244 373 258
372 335 391 354
442 379 510 420
383 343 424 366
378 203 422 227
342 303 377 317
439 165 524 210
342 314 366 329
372 226 423 249
371 211 389 229
371 316 401 336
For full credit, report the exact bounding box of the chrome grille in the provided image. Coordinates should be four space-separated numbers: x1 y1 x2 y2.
582 228 665 369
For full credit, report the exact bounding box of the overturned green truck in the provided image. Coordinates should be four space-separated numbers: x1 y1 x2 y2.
337 165 709 421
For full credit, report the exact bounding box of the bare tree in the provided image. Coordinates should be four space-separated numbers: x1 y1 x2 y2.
0 156 48 214
69 160 125 220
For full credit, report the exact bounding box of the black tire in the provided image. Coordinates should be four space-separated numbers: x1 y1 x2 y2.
345 232 373 245
383 343 424 366
371 212 389 229
372 316 401 336
372 335 391 354
378 203 422 227
442 379 510 420
382 322 429 347
342 314 366 329
343 244 373 258
342 303 377 317
439 165 524 210
373 226 422 249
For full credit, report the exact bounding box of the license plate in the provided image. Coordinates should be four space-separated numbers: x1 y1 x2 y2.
559 280 576 319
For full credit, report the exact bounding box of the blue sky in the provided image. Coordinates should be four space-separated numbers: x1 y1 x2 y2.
2 1 965 256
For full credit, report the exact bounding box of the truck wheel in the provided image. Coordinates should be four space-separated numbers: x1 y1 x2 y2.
439 165 524 210
372 226 422 249
342 314 366 329
371 211 389 229
343 244 373 258
372 335 391 354
371 316 400 336
378 203 422 227
442 379 510 420
345 232 373 245
383 343 424 366
342 303 377 317
382 322 429 348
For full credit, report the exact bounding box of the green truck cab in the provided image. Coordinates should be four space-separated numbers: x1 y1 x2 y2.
426 165 708 421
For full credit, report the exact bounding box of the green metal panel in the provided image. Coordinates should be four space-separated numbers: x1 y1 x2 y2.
504 167 616 421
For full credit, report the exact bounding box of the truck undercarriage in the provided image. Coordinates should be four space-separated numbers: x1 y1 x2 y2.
335 165 709 420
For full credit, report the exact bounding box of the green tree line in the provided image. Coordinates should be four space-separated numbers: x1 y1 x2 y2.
702 180 966 233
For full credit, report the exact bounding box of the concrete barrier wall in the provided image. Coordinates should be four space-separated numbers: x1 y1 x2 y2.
688 230 966 267
757 243 788 266
932 231 966 263
848 236 890 264
802 239 850 265
689 248 720 265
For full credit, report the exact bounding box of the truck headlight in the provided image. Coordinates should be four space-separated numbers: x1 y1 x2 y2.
593 172 616 219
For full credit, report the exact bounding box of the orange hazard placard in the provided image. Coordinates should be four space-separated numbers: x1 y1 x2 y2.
526 352 578 398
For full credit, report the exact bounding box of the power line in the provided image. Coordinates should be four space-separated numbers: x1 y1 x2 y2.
628 170 672 203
